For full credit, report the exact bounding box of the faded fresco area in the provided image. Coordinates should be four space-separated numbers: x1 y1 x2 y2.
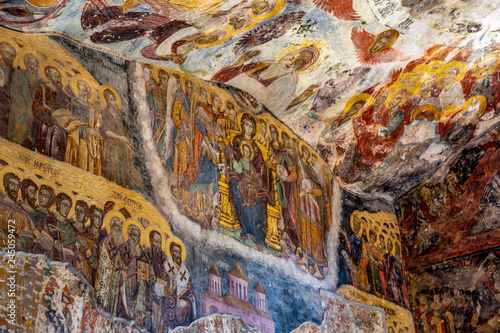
0 28 149 193
337 190 408 310
142 64 333 279
337 285 414 333
408 248 500 333
4 0 500 331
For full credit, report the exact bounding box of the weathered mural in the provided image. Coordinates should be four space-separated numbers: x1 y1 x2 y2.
407 248 500 333
0 253 144 332
319 45 500 199
337 190 408 309
291 290 387 333
395 134 500 269
142 64 333 279
337 285 414 333
0 27 149 193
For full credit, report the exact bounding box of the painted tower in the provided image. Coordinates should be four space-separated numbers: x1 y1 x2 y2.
200 261 275 333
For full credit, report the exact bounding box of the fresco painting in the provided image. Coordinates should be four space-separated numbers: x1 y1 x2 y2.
407 248 500 333
395 140 500 269
144 64 333 279
337 190 409 309
0 254 144 332
4 0 500 331
337 285 414 333
0 28 148 192
290 290 387 333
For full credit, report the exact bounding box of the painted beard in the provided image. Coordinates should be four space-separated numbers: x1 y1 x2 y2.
130 241 142 257
112 231 125 247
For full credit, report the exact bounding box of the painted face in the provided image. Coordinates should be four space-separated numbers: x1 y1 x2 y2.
6 177 20 201
243 145 251 159
389 94 403 109
387 238 393 253
25 185 37 208
441 68 458 86
158 72 169 89
302 147 310 161
59 199 71 218
200 88 208 102
25 54 39 73
252 0 269 14
421 187 433 202
185 81 193 96
269 125 278 141
90 209 103 229
419 76 434 95
129 226 140 245
242 120 254 137
345 101 364 119
171 243 182 266
374 92 388 108
105 90 118 109
48 67 63 90
111 218 123 234
39 189 51 208
352 217 361 234
212 94 222 109
77 80 91 101
371 36 391 53
195 34 218 45
75 204 87 224
0 43 16 67
152 233 162 249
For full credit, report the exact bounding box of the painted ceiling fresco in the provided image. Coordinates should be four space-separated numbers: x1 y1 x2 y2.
2 0 500 201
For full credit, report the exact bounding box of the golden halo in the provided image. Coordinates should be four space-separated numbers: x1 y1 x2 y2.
145 224 165 248
463 95 487 117
0 166 24 193
27 0 63 9
13 48 41 71
472 51 500 76
394 72 421 93
88 199 105 212
123 218 145 244
196 25 234 48
73 194 90 219
133 211 153 226
414 73 437 93
248 0 285 21
71 74 98 103
238 113 257 134
0 153 15 167
39 59 68 88
385 89 411 108
438 61 468 86
29 168 48 180
368 29 399 54
68 185 82 196
153 66 170 83
233 19 259 35
343 93 372 118
165 236 186 261
104 210 126 234
239 140 255 160
55 186 76 218
50 176 69 189
0 37 20 53
278 126 295 144
298 141 311 159
441 105 461 120
412 60 445 76
35 178 58 210
275 39 326 75
412 104 441 121
113 202 135 217
99 85 122 110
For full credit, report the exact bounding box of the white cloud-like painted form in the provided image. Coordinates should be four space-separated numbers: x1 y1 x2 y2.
131 61 340 291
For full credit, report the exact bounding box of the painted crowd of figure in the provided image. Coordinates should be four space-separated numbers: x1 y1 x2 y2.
410 250 500 333
146 66 333 278
338 211 409 308
0 36 141 189
0 164 194 332
323 48 500 185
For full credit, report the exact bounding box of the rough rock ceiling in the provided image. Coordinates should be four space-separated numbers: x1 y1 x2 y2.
3 0 500 200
